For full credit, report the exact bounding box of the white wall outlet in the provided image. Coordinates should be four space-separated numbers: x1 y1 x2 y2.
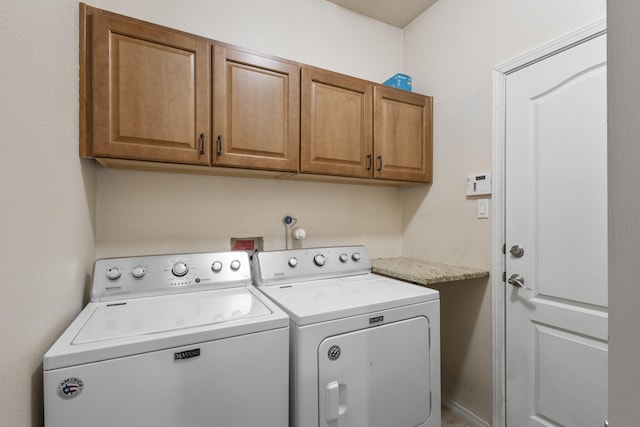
466 172 492 196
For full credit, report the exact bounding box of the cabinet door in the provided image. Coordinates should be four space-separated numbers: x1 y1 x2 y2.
374 86 433 183
90 11 210 165
213 46 299 172
301 66 373 178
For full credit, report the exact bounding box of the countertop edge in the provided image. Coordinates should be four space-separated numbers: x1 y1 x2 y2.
371 257 490 286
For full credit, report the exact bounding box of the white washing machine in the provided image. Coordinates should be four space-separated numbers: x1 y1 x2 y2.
44 251 289 427
252 246 441 427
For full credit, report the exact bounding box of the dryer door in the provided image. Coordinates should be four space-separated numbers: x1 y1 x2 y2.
318 316 431 427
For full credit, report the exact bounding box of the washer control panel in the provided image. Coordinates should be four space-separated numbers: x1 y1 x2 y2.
92 251 251 302
252 246 371 286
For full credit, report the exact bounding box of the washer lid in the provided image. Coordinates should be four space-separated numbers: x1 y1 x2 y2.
73 287 271 344
43 286 289 371
258 273 439 326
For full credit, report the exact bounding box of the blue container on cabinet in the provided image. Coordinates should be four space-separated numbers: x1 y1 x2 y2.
383 73 412 91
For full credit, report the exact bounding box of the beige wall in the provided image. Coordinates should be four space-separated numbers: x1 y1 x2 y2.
96 169 403 258
0 1 97 426
402 0 605 423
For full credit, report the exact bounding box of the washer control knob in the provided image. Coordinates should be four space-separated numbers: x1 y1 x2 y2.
314 254 326 267
131 265 146 279
352 252 362 262
339 253 349 263
288 257 298 268
106 267 121 281
230 260 241 271
211 261 223 273
172 261 189 277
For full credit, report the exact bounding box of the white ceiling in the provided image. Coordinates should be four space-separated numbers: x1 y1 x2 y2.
326 0 438 28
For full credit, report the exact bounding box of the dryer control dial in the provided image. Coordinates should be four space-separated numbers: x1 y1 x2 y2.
339 253 349 263
352 252 362 262
171 261 189 277
288 257 298 268
230 260 241 271
106 267 121 281
314 254 326 266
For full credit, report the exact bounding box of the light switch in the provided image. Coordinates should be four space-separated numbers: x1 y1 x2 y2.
477 199 489 219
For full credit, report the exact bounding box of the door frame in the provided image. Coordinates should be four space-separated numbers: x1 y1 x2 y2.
490 18 606 427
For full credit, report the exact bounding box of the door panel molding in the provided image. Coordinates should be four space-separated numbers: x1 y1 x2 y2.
491 18 606 427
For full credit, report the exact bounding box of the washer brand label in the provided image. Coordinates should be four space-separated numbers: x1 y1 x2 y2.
369 315 384 324
174 348 201 361
57 377 84 399
328 345 341 361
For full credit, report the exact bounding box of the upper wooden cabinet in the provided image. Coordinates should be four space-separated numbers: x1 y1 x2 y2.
213 46 299 172
81 5 299 172
83 6 211 165
374 86 433 183
301 65 373 178
80 5 433 184
301 65 433 183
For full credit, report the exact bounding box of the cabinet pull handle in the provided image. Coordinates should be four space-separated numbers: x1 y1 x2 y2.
377 155 383 172
217 135 223 156
199 133 205 155
366 154 373 171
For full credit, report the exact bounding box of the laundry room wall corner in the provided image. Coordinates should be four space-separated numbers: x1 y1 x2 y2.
0 1 98 426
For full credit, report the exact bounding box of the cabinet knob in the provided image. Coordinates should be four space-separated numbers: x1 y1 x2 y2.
199 133 205 155
377 155 383 172
367 154 373 171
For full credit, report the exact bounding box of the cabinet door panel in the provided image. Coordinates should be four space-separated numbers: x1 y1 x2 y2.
91 12 210 164
213 46 299 172
301 66 373 178
374 87 433 183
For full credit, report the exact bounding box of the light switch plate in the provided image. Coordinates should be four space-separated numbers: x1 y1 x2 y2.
477 199 489 219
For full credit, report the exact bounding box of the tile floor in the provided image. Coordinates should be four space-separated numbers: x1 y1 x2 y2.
442 405 476 427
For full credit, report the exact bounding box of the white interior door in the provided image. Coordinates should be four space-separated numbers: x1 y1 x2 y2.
505 34 608 426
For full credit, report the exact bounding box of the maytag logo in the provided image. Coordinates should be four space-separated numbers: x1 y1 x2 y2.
174 348 201 361
369 315 384 324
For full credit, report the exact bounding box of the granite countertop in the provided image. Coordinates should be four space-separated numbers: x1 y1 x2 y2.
371 257 490 286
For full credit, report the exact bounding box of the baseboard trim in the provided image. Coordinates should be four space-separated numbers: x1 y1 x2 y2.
442 395 491 427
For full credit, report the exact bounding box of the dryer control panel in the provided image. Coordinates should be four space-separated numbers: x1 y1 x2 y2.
92 251 252 302
253 246 371 286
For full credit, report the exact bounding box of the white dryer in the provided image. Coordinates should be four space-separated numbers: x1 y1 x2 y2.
252 246 441 427
44 251 289 427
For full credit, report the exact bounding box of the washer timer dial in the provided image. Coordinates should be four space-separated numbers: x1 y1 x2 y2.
171 261 189 277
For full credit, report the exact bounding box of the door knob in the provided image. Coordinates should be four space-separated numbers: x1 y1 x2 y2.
508 273 532 290
509 245 525 258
